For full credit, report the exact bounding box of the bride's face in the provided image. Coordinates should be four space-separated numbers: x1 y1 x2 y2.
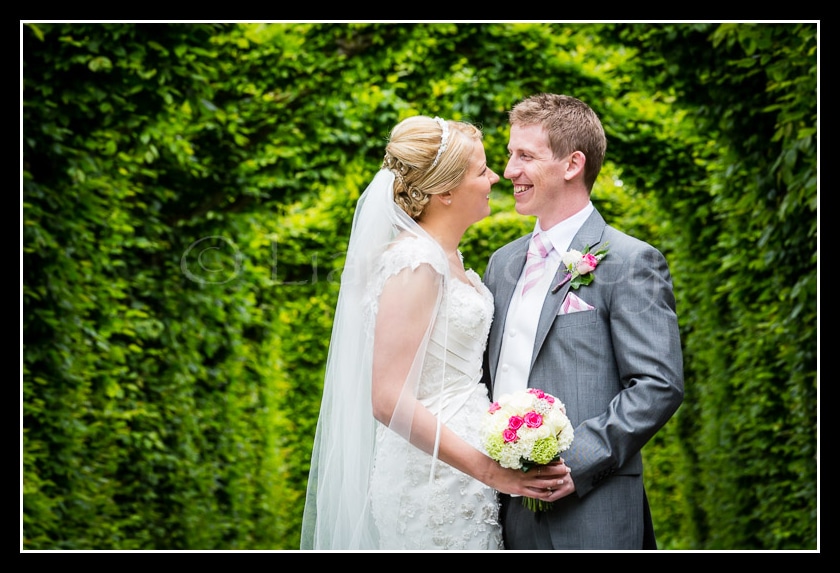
452 140 500 224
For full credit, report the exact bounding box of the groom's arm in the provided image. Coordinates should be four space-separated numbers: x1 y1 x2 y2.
563 241 684 498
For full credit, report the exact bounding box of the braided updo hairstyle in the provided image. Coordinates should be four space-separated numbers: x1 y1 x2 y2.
381 115 483 219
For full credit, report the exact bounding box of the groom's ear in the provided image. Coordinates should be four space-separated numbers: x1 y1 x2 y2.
564 150 585 181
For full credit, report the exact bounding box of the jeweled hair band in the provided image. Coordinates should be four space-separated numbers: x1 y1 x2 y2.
431 116 450 168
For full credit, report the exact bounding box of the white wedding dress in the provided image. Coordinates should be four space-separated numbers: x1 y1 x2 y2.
366 236 504 550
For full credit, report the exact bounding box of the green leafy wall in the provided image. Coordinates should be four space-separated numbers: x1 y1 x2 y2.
23 22 817 550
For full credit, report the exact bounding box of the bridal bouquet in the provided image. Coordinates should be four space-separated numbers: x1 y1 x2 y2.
481 388 574 512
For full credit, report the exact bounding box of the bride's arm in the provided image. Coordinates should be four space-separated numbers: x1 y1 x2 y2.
371 264 570 498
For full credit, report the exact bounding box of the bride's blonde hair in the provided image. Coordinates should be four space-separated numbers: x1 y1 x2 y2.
382 115 482 219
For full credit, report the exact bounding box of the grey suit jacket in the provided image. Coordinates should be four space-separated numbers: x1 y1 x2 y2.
481 208 684 550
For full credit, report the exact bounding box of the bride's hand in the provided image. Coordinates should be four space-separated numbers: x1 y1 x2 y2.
493 459 575 501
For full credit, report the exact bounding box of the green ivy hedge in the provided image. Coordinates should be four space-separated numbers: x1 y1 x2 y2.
23 22 817 550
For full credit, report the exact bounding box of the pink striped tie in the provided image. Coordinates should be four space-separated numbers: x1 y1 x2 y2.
521 232 552 296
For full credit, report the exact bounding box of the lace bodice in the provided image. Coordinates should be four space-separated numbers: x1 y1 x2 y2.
368 236 493 406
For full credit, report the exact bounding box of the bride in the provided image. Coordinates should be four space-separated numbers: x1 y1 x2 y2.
300 115 568 550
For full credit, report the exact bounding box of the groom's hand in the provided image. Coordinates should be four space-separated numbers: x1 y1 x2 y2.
548 472 575 501
530 460 575 501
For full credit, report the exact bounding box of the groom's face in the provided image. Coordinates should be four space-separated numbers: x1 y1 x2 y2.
505 124 569 220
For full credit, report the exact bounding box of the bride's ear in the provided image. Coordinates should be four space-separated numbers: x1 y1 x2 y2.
436 191 453 206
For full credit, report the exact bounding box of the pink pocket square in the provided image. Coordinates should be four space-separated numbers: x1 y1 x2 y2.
560 292 595 315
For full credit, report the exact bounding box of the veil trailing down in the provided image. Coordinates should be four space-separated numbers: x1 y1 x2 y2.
300 168 502 550
300 169 443 549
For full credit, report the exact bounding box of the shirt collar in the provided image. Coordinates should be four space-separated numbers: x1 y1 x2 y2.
535 202 594 255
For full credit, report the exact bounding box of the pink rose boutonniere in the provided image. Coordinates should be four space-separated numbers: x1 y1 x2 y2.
551 243 609 293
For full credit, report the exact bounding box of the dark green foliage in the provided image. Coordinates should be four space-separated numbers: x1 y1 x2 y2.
23 22 817 550
607 22 817 550
23 22 294 549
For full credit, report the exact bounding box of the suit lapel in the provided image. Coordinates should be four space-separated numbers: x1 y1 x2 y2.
567 210 606 254
530 209 607 367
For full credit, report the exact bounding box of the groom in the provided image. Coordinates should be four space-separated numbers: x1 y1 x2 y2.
481 93 684 550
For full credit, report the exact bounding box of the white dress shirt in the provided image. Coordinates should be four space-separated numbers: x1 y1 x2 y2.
492 202 594 400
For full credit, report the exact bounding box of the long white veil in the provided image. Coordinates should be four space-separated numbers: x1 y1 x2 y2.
300 169 447 550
